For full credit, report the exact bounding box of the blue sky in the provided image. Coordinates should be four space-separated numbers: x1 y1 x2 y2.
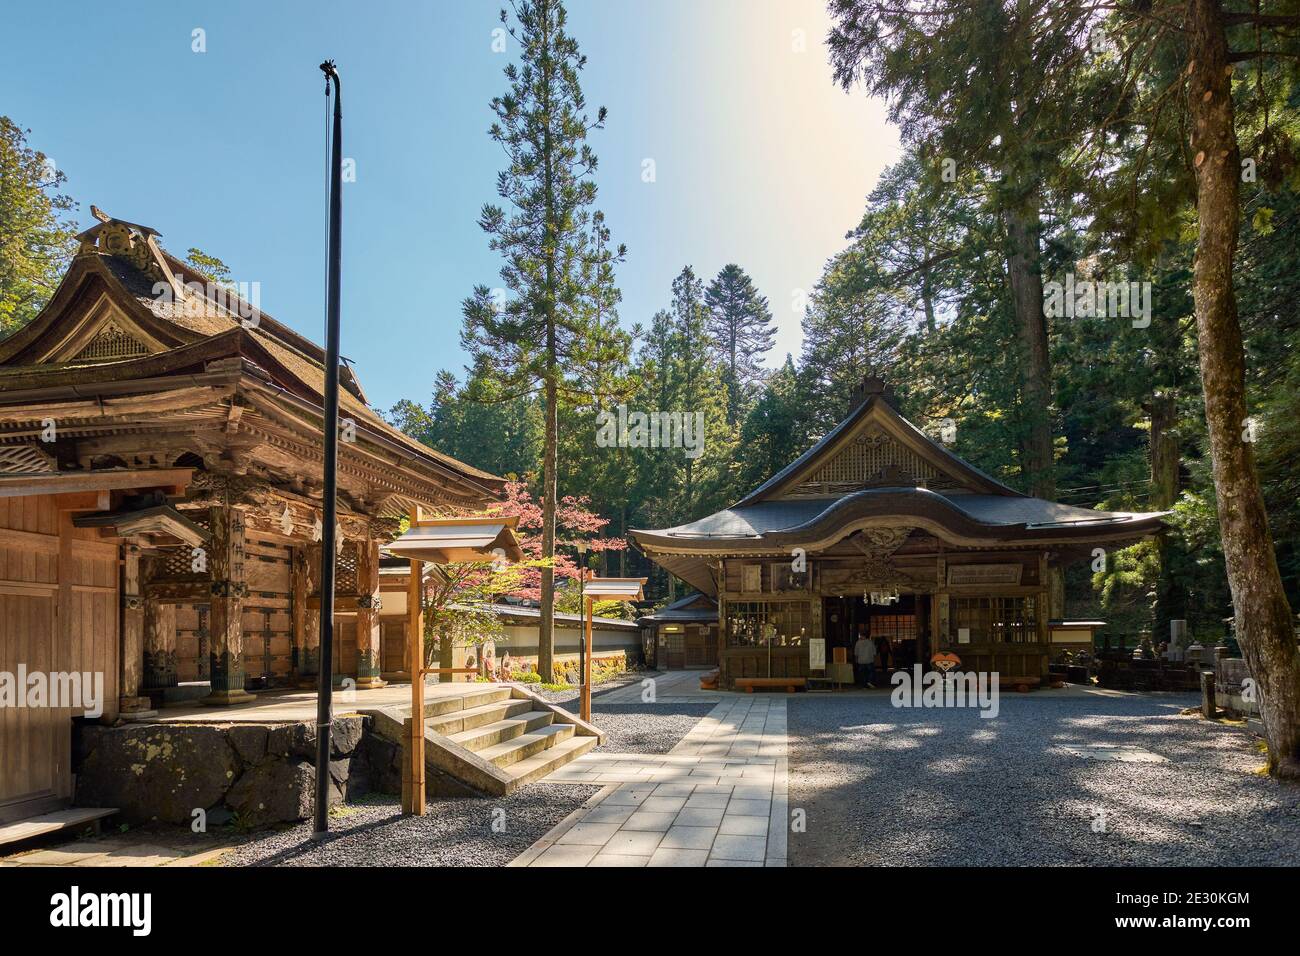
1 0 899 412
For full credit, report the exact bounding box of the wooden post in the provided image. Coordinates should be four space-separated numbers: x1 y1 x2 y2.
142 597 177 691
354 537 386 689
581 593 593 723
402 544 426 815
291 545 308 685
201 504 254 705
119 543 152 713
297 542 322 688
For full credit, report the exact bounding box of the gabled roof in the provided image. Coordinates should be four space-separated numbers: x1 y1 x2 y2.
637 592 718 625
736 378 1015 505
0 212 505 506
629 377 1167 595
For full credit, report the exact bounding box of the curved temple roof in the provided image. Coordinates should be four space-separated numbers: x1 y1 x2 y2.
629 378 1167 594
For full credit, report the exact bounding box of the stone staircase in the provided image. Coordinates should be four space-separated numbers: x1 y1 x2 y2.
363 684 601 797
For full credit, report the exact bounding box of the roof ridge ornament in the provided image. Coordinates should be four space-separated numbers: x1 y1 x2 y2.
75 209 186 298
849 373 895 413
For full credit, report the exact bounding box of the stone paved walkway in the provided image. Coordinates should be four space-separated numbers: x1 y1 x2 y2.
512 695 789 867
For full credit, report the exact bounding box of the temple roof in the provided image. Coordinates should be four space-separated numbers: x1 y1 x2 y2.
0 211 505 512
629 377 1167 594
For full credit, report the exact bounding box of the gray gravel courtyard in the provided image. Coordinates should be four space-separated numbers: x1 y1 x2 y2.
787 689 1300 866
221 783 600 867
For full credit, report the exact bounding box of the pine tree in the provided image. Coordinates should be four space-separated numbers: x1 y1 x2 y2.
459 0 627 681
704 264 775 426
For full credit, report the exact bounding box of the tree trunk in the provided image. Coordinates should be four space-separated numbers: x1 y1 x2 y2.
1003 201 1055 499
538 372 558 683
1187 0 1300 776
921 265 936 334
1150 390 1186 634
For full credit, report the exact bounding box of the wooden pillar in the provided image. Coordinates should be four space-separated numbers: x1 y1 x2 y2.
119 544 152 713
201 504 254 705
402 552 426 815
142 597 177 691
355 537 386 689
297 542 322 688
581 593 593 722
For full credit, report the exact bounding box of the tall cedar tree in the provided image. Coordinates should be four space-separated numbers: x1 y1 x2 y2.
704 264 775 426
1041 0 1300 776
462 0 627 680
827 0 1093 498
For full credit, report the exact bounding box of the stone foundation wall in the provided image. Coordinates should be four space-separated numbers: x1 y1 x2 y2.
72 716 403 829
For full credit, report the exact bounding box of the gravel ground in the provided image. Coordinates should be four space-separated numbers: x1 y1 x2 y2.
556 701 717 753
536 670 716 754
220 783 599 867
787 691 1300 867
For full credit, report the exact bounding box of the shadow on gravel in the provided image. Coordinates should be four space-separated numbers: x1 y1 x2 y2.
785 692 1295 867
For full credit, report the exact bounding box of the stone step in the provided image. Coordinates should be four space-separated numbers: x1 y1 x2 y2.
427 698 534 736
476 722 575 769
448 711 556 751
503 734 599 788
0 807 117 848
419 686 512 719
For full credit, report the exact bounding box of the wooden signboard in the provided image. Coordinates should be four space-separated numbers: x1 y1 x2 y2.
947 563 1023 586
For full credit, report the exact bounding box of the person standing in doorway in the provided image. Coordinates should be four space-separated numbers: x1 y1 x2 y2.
854 625 876 687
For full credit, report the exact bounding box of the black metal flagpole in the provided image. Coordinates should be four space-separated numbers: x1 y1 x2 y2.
313 59 343 837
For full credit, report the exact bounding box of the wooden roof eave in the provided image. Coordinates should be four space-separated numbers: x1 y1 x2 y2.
630 494 1168 556
0 328 250 397
0 467 193 500
238 378 504 505
0 255 198 366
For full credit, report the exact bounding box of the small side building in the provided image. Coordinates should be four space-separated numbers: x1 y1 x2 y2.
637 593 720 670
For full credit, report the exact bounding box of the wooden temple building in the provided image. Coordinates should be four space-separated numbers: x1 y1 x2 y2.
630 379 1166 689
0 211 504 824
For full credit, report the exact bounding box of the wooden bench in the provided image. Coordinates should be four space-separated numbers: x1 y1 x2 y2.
734 677 806 694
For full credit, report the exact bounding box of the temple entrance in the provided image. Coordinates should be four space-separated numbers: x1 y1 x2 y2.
823 593 928 686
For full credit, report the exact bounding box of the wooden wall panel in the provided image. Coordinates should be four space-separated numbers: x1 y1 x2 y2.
241 535 293 685
0 493 111 822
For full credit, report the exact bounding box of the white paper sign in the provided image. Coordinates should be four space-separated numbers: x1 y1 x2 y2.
958 627 971 645
809 638 826 670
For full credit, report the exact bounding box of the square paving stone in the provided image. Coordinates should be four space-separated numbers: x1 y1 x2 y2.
589 853 649 867
684 792 731 810
676 807 725 827
603 830 665 856
648 847 711 867
652 783 697 796
557 822 622 846
641 796 688 814
604 788 655 806
728 798 772 817
720 814 769 836
533 844 601 867
624 810 678 832
583 804 637 825
661 825 718 850
710 834 768 862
